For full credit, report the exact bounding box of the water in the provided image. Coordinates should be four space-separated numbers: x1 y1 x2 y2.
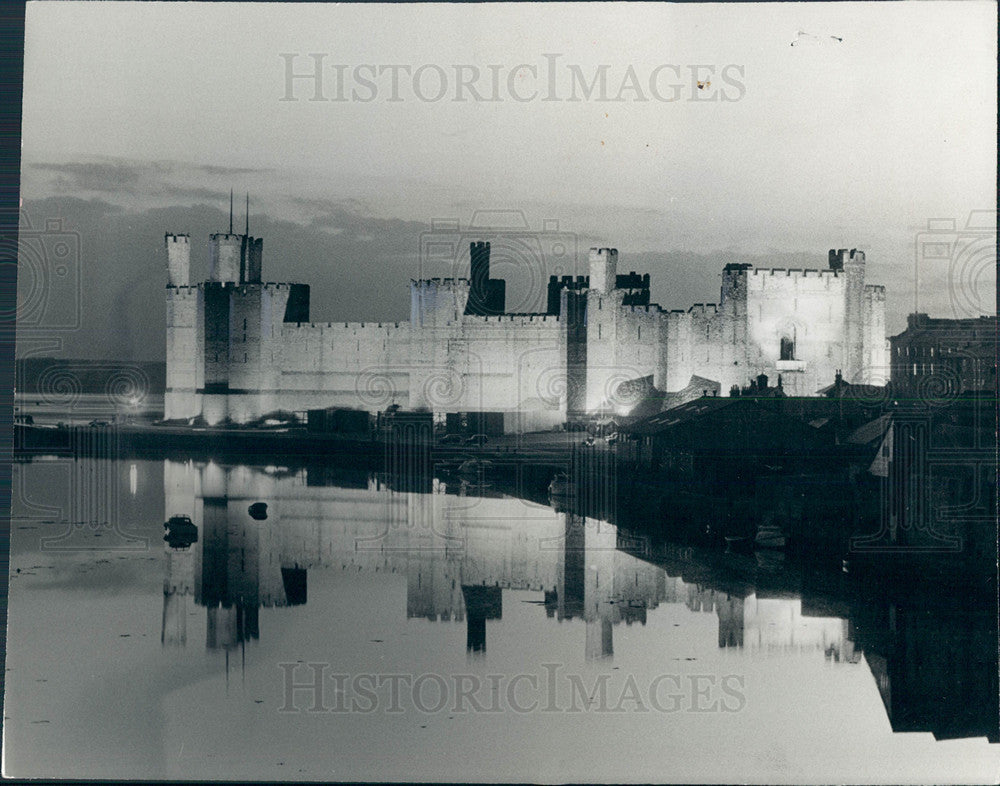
5 456 998 781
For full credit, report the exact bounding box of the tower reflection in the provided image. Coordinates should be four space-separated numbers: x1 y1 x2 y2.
161 460 857 664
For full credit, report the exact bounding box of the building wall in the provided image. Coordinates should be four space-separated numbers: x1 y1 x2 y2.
889 313 997 395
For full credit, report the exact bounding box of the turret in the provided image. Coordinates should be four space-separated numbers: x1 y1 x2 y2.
831 248 866 382
209 233 243 283
721 262 751 306
165 233 190 286
588 248 618 294
246 237 263 283
464 241 505 316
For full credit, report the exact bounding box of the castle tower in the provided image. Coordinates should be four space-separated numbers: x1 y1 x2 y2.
830 248 866 383
165 234 202 420
246 237 263 283
201 282 231 425
165 233 190 286
720 262 751 311
464 241 505 316
209 233 243 283
588 248 618 294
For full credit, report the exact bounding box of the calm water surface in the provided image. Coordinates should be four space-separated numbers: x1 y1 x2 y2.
6 457 998 782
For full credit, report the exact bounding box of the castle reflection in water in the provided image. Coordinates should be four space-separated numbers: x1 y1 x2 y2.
162 460 856 661
161 459 997 743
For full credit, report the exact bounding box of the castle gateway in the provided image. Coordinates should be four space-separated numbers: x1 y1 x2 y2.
164 223 887 428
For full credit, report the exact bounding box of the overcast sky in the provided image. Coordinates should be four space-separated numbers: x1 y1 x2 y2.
18 1 997 360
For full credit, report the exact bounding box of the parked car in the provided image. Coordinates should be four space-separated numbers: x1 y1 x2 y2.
438 433 464 445
89 420 111 428
464 433 489 446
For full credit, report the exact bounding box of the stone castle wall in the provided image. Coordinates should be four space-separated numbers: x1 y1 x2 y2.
164 229 888 426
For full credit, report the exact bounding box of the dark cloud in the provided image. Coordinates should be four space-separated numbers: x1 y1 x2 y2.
26 158 273 202
29 161 168 195
157 184 231 203
196 164 274 176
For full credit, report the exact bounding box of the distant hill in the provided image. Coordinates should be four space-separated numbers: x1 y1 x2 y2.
15 358 166 394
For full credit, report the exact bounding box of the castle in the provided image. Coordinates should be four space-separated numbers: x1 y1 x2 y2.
164 211 888 428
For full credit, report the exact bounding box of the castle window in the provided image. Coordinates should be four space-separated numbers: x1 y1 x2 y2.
598 324 602 340
637 325 641 340
244 352 248 363
912 363 917 375
780 336 795 361
243 318 247 330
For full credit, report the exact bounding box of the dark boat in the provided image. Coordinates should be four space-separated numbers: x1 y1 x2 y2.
163 514 198 548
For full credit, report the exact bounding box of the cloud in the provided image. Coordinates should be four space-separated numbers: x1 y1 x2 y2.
196 163 275 176
24 157 275 205
29 160 165 195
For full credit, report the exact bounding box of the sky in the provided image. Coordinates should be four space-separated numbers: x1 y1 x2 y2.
17 1 997 361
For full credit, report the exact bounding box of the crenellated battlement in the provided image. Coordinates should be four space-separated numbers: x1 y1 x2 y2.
548 274 590 288
287 320 406 332
751 268 840 278
465 313 560 325
828 248 865 271
411 277 471 288
624 303 667 315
